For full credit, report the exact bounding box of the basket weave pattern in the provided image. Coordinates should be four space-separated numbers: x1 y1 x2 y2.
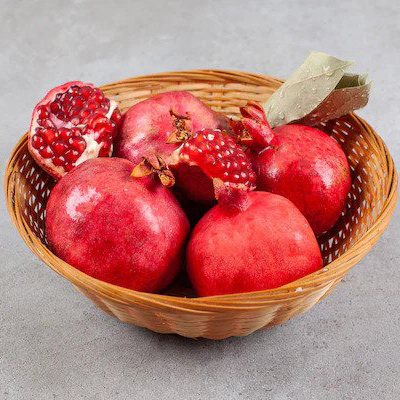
5 70 398 339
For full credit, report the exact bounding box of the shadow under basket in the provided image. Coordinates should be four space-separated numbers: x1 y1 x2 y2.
5 70 398 339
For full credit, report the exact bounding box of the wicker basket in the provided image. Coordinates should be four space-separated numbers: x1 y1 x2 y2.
5 70 398 339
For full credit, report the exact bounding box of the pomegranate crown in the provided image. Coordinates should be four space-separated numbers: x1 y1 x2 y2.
232 101 274 149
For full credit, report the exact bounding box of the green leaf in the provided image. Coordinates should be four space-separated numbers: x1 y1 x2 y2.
297 79 371 125
264 52 355 127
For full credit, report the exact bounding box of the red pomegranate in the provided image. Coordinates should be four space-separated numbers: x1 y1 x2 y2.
235 102 351 236
46 157 189 293
115 91 234 203
28 81 122 179
187 185 323 296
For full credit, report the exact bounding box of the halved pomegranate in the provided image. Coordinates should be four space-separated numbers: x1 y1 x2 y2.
28 81 122 179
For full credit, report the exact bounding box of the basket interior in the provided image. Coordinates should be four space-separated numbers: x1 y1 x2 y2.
8 72 392 297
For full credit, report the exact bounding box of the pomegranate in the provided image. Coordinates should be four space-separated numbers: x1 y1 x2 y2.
187 185 323 296
28 81 122 179
132 128 256 203
235 102 351 236
115 91 234 203
46 157 189 293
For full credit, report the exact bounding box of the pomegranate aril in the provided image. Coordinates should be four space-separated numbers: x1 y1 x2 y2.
70 137 86 153
38 118 53 128
32 134 44 149
111 110 122 124
68 85 80 95
64 150 80 163
71 97 84 109
58 128 71 141
51 141 68 155
40 146 53 158
70 128 82 137
58 112 66 121
64 163 74 172
99 141 111 157
91 90 104 103
71 116 80 125
80 108 91 119
80 86 92 100
50 101 60 113
52 156 65 166
38 105 49 119
43 128 56 144
102 98 110 109
87 101 98 111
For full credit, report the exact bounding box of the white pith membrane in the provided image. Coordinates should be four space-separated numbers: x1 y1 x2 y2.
29 84 119 179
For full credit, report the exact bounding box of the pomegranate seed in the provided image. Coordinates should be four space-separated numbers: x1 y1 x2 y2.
64 150 80 163
64 163 74 172
40 146 53 158
51 141 68 155
58 112 66 121
71 97 84 109
37 118 53 128
111 110 122 124
31 134 44 149
63 93 73 104
70 137 86 153
52 156 65 166
68 85 80 95
98 141 111 157
80 86 92 100
71 116 80 125
62 103 71 114
70 107 80 116
102 98 110 109
80 108 91 119
58 128 71 141
50 101 60 113
71 127 82 137
91 90 104 103
38 105 49 119
43 128 56 144
87 101 98 111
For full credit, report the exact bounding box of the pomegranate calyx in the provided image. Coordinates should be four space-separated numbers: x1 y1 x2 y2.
166 110 193 143
233 101 275 149
213 178 251 212
131 156 175 187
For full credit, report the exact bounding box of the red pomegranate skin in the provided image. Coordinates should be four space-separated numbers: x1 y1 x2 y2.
187 191 323 296
46 157 189 293
115 91 231 203
256 124 351 236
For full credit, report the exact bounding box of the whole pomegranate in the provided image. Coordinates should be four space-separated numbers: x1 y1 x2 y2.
28 81 122 179
187 185 323 296
46 157 189 293
236 102 351 236
115 91 234 203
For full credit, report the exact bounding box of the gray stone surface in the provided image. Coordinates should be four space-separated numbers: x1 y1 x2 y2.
1 0 399 399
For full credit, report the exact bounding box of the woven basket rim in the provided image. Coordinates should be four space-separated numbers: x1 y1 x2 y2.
5 69 398 309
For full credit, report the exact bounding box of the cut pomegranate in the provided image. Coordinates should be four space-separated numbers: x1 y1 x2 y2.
132 128 257 198
177 129 256 190
28 81 122 179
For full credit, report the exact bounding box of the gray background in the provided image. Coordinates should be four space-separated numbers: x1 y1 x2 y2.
1 0 399 399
